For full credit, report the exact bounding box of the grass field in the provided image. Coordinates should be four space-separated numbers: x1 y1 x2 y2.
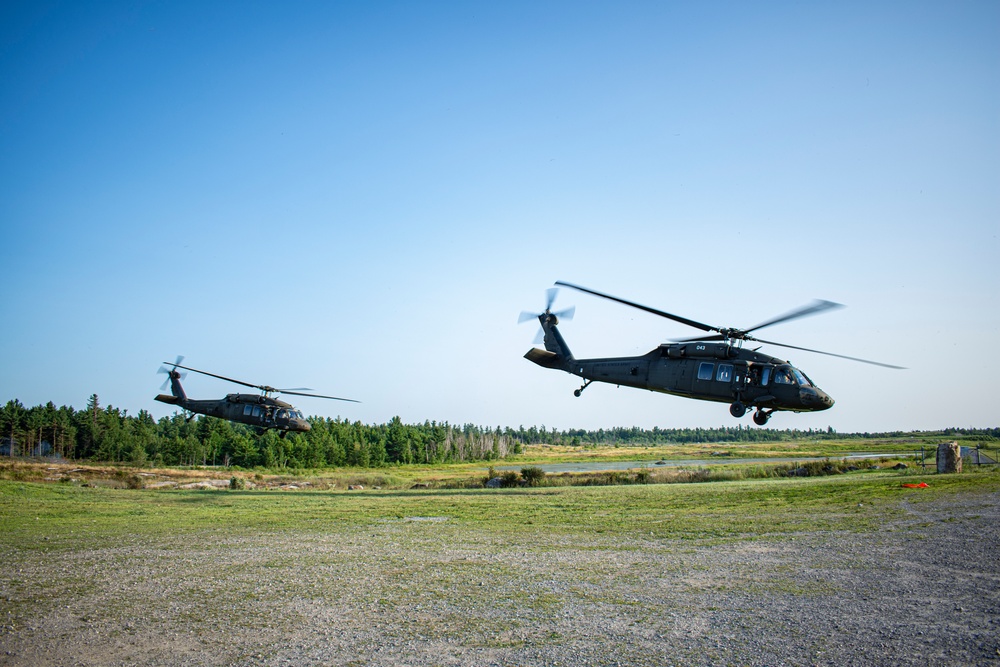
2 466 997 547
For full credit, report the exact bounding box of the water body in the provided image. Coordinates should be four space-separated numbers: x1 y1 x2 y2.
494 453 889 474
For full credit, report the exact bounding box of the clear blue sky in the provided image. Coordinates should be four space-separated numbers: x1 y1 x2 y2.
2 1 997 433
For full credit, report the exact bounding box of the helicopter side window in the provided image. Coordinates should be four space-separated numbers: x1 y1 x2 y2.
774 369 795 385
243 405 252 416
761 367 771 386
697 362 714 381
716 364 733 382
251 406 261 417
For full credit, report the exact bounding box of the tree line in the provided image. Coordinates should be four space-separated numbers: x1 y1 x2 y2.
2 396 997 469
0 396 521 468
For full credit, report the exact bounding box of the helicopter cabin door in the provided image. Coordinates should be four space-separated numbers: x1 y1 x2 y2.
693 361 739 401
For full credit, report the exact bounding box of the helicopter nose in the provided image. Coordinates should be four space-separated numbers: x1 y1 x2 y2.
800 387 835 411
298 420 311 432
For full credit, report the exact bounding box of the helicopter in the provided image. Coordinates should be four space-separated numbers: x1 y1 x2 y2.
154 357 358 435
521 282 902 425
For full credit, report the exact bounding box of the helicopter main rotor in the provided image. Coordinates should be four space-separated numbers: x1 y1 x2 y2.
161 361 360 402
554 281 904 369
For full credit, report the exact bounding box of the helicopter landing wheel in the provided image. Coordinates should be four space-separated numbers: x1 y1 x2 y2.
574 379 593 397
730 401 747 418
753 410 771 426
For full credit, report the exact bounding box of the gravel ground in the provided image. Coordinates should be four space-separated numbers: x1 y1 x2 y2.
2 491 998 667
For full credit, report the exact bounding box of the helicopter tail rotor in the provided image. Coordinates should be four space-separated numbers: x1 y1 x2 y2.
519 288 575 341
157 355 187 391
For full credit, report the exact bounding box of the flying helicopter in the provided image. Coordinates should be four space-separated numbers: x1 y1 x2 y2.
155 357 358 435
520 282 902 425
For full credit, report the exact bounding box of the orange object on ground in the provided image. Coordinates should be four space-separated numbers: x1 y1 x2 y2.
901 482 929 488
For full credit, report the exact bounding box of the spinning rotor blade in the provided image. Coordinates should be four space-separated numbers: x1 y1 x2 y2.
556 281 716 333
545 287 558 311
555 284 904 370
157 355 187 390
165 362 361 401
744 300 844 334
555 305 575 320
277 389 359 403
165 363 260 390
751 338 906 369
518 306 574 324
519 288 574 323
519 288 574 344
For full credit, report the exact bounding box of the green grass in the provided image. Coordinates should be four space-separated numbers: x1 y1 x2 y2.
2 468 997 553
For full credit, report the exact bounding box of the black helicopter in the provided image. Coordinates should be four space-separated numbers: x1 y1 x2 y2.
155 357 357 434
521 282 902 425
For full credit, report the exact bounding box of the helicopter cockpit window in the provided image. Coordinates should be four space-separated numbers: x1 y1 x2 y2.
697 362 714 381
774 369 795 385
276 409 288 420
791 369 811 386
716 364 733 382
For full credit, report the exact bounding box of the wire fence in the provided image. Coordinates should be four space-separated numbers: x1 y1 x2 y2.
916 445 998 469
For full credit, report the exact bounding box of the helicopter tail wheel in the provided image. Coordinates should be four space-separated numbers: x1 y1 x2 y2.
729 401 747 418
574 379 593 397
753 410 771 426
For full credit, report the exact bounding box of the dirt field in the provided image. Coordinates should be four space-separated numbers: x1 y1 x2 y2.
2 489 998 666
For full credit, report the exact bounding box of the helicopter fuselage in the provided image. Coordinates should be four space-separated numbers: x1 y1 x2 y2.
525 313 834 424
155 387 312 432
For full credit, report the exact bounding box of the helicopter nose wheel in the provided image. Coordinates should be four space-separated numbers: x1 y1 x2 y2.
574 380 593 397
729 401 747 418
753 409 772 426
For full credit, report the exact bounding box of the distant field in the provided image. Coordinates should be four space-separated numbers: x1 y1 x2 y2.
1 467 998 665
1 435 989 491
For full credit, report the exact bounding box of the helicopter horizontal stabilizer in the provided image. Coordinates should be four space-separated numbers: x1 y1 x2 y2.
524 348 564 369
155 394 180 405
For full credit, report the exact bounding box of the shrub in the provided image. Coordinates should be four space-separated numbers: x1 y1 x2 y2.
520 467 546 487
124 474 145 490
500 471 520 487
229 476 246 490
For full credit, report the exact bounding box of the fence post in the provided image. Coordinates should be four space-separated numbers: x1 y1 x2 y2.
936 441 961 473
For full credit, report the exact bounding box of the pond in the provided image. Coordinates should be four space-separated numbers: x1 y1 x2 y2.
493 453 890 474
